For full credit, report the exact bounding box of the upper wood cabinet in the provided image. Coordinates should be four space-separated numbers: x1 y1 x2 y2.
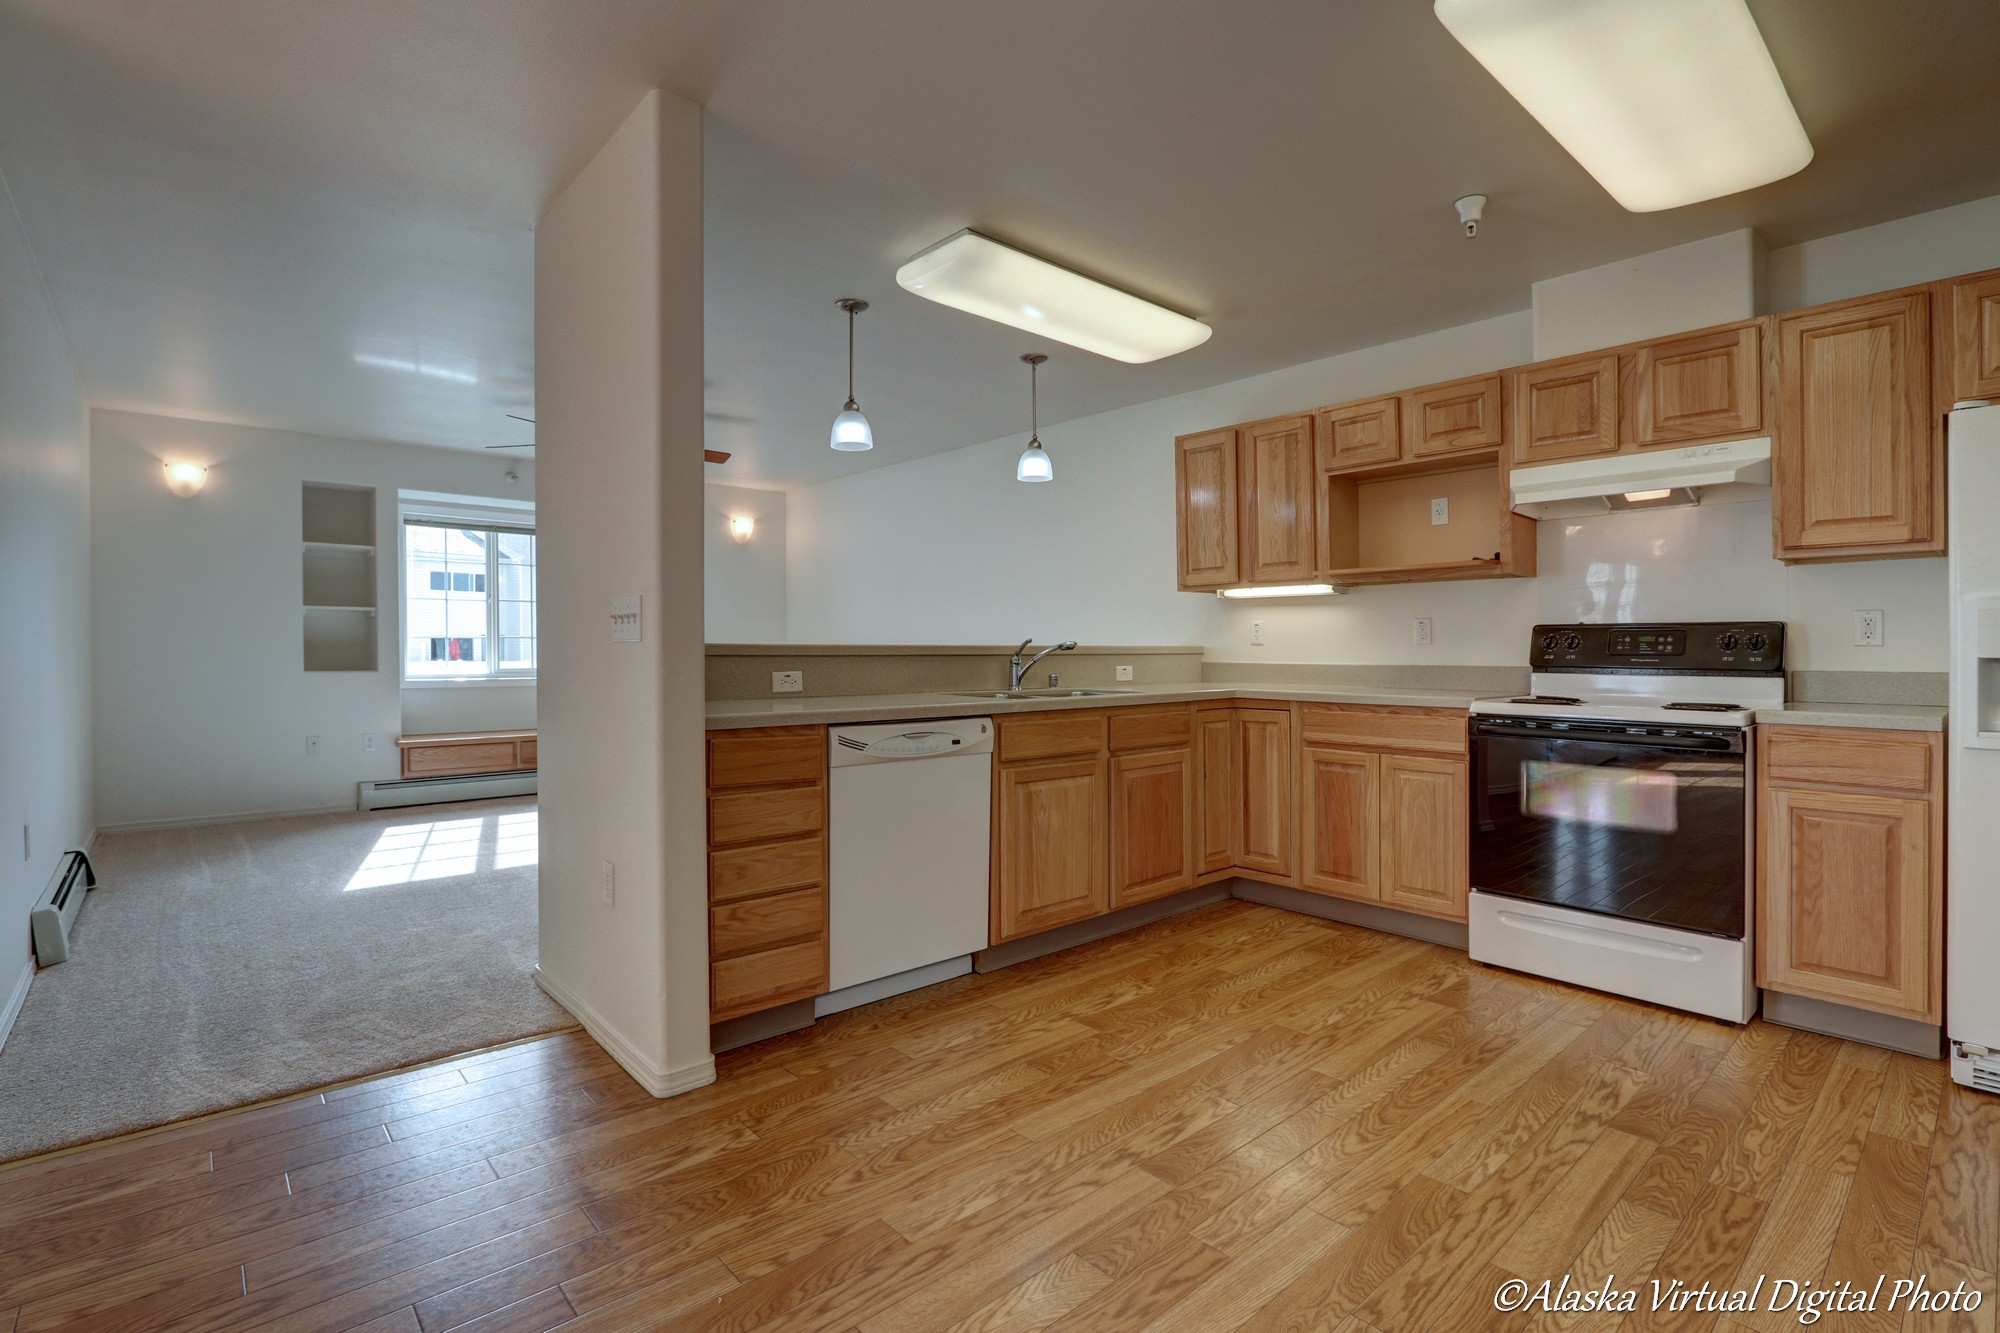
1947 268 2000 403
1174 429 1240 591
1110 747 1194 909
993 753 1109 943
1758 726 1942 1023
1315 396 1402 474
1238 415 1319 584
1236 707 1295 880
1632 321 1763 446
1774 290 1940 561
1511 353 1619 466
1404 373 1505 460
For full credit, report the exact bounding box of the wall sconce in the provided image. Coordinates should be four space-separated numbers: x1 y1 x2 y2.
728 515 754 544
164 462 208 497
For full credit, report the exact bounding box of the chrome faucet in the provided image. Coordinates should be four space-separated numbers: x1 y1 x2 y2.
1010 639 1077 691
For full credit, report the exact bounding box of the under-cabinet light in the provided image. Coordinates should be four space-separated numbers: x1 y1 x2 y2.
1216 584 1342 599
1621 490 1674 503
897 231 1211 364
1433 0 1813 212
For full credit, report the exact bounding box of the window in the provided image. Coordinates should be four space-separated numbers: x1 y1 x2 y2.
403 517 536 679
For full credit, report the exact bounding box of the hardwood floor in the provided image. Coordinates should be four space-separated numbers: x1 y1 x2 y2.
0 899 1993 1332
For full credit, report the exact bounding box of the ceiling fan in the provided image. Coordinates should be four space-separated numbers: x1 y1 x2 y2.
484 413 731 464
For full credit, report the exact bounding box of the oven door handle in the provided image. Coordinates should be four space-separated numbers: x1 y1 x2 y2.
1469 721 1742 752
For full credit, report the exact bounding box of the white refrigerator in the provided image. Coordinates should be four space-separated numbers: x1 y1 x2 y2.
1950 404 2000 1093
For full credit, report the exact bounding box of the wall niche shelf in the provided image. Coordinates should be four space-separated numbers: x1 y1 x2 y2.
301 482 379 673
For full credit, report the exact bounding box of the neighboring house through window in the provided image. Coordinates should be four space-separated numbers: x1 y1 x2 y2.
402 508 536 680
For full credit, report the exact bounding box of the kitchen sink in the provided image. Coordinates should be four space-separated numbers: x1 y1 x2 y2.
942 688 1139 700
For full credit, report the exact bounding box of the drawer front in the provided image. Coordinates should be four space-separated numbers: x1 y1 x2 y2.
1109 706 1194 753
1762 727 1935 795
711 939 826 1019
404 741 524 777
708 726 824 790
709 785 824 848
1297 704 1467 754
710 836 824 903
711 887 825 959
998 711 1107 762
517 737 538 767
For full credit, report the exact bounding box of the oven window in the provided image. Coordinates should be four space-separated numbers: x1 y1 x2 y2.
1521 762 1678 833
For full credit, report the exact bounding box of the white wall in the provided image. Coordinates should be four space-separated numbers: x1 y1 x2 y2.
0 165 91 1042
90 409 535 828
704 483 785 642
789 195 2000 674
535 90 711 1098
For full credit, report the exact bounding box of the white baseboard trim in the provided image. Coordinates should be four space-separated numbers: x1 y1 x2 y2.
95 804 357 835
533 965 715 1098
0 959 32 1057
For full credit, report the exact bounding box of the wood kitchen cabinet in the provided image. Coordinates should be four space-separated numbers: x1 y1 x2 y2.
1236 707 1296 881
1774 289 1941 561
1946 267 2000 403
1109 747 1194 908
1175 428 1240 590
992 711 1111 943
1632 320 1764 446
1238 414 1319 584
1315 395 1402 474
1758 725 1943 1023
707 725 830 1022
1379 753 1469 920
1193 704 1239 876
1403 373 1505 461
1298 744 1377 899
1510 352 1619 466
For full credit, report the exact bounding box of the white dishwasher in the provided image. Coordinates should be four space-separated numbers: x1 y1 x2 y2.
822 717 993 1015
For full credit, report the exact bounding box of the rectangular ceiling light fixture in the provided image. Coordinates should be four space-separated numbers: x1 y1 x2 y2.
896 230 1212 363
1433 0 1813 213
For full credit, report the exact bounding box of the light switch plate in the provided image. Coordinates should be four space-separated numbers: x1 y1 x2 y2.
600 861 615 907
772 670 804 693
610 596 642 642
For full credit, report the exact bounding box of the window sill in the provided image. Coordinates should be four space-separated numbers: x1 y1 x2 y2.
401 676 538 690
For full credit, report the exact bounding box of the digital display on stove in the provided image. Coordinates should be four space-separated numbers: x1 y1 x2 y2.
1607 629 1684 656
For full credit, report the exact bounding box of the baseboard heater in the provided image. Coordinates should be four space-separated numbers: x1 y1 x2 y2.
31 850 96 967
358 770 538 811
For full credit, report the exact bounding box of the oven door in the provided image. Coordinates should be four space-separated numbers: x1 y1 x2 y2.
1469 718 1750 939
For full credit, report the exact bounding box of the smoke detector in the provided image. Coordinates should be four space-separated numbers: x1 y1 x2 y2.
1455 194 1488 238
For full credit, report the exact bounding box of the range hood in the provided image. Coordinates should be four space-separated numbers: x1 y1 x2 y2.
1511 438 1772 520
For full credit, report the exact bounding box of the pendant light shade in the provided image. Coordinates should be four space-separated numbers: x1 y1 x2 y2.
829 298 874 451
1016 353 1053 483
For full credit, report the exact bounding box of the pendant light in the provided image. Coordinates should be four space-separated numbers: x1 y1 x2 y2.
829 297 873 451
1016 353 1053 483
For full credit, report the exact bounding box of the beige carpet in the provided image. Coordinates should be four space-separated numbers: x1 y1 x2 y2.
0 796 570 1163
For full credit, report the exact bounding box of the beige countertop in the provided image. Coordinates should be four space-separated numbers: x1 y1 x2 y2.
706 684 1950 732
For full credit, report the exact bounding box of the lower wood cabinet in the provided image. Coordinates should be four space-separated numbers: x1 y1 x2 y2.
707 726 830 1022
1193 705 1239 876
1758 726 1943 1023
1110 747 1194 909
1379 753 1469 920
993 753 1109 942
1299 744 1377 899
1237 708 1296 880
1295 710 1469 921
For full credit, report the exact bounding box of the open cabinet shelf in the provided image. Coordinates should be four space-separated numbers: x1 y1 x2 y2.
1319 451 1534 587
301 482 379 672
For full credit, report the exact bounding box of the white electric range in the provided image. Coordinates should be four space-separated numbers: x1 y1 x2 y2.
1465 621 1786 1023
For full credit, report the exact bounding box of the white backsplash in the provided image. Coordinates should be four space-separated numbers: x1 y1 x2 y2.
1537 498 1787 625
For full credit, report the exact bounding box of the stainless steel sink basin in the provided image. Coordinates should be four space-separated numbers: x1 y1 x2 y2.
942 688 1139 701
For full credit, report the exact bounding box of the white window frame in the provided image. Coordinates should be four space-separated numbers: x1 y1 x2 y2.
399 500 537 687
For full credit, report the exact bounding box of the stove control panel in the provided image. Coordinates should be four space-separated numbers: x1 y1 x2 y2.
1530 622 1785 674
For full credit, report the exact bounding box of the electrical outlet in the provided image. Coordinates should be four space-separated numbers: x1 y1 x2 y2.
305 735 321 756
601 861 616 907
1250 620 1264 647
1430 497 1450 526
1115 665 1135 682
1413 617 1434 646
1855 610 1885 647
772 670 804 694
364 733 377 752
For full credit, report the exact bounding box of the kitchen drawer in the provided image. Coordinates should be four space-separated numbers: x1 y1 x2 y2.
709 785 824 848
712 939 826 1020
707 726 824 790
998 711 1106 762
402 740 525 778
1109 705 1193 753
1761 726 1936 795
709 835 824 903
710 887 825 959
1297 703 1467 754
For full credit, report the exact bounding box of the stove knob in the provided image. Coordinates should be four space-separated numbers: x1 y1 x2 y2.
1562 632 1582 652
1716 632 1740 652
1539 632 1558 653
1746 632 1768 653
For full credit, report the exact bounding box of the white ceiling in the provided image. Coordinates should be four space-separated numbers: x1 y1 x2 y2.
3 1 1998 489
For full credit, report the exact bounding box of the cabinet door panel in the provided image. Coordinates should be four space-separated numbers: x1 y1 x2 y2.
1379 754 1468 921
1194 709 1239 876
1237 709 1295 879
1634 322 1762 445
1511 354 1619 466
1775 292 1936 557
1176 429 1240 590
1761 787 1935 1021
1239 416 1318 583
1950 270 2000 403
1404 374 1505 459
1315 396 1402 473
1298 746 1377 900
993 756 1109 942
1111 749 1194 908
